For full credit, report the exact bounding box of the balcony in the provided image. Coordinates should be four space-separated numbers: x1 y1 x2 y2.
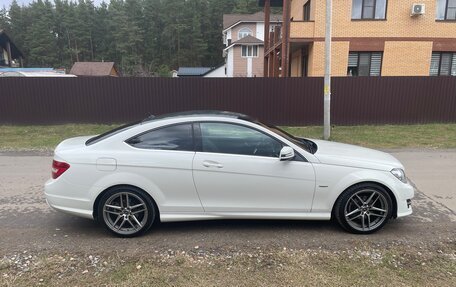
265 26 283 54
290 21 316 39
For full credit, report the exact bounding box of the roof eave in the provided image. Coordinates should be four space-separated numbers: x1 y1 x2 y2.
222 19 282 32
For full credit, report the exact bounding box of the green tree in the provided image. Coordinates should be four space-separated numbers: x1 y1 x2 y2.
92 1 110 62
233 0 261 14
0 7 10 31
143 0 165 73
54 0 72 67
74 0 96 61
205 0 236 66
4 0 268 74
8 0 29 62
108 0 143 74
26 0 59 67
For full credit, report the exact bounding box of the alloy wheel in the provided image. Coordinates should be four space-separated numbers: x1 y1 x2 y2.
102 192 149 236
344 189 389 232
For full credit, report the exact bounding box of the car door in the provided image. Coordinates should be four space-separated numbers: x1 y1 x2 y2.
192 122 316 213
123 123 203 213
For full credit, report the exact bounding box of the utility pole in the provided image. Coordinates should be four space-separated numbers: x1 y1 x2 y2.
323 0 332 140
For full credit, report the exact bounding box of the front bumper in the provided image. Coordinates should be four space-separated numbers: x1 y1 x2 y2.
394 180 414 218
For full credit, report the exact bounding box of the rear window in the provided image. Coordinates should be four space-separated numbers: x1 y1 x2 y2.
85 121 141 146
126 124 194 151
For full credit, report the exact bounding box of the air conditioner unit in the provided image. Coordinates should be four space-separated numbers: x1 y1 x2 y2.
411 4 425 16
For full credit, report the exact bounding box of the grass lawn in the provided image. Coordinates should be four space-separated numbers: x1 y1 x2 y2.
0 123 455 151
0 124 118 151
1 244 455 287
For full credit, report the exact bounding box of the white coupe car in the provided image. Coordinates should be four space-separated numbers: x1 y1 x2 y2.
45 111 414 237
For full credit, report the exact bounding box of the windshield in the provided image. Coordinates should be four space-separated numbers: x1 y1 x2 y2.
260 123 318 154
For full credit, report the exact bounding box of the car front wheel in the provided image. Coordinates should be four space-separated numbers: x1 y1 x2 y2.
334 183 393 234
98 186 156 237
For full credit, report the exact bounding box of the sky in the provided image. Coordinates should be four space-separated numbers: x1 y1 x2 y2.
1 0 28 8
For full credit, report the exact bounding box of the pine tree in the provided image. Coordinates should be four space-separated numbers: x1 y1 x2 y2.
143 0 164 74
190 14 206 66
54 0 72 67
74 0 96 61
26 0 59 67
0 7 10 31
233 0 261 14
8 0 29 64
205 0 236 67
92 1 110 62
4 0 266 74
108 0 143 74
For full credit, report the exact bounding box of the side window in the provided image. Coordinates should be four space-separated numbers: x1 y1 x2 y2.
347 52 382 76
200 122 283 158
238 27 252 40
241 45 259 57
127 124 194 151
303 1 311 21
436 0 456 20
352 0 387 20
430 52 456 76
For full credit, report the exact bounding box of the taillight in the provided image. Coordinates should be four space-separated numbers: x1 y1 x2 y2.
52 160 70 179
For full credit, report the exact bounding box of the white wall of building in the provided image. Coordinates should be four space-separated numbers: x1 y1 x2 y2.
226 48 234 77
204 65 226 78
247 57 253 77
256 23 265 41
226 30 232 45
2 49 9 65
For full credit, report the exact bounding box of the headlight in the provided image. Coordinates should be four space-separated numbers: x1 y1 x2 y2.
391 168 407 183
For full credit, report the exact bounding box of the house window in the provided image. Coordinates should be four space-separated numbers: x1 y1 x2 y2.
347 52 382 76
241 45 258 58
352 0 387 20
430 52 456 76
436 0 456 20
303 1 311 21
238 28 252 40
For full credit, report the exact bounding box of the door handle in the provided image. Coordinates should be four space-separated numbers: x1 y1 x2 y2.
202 161 223 168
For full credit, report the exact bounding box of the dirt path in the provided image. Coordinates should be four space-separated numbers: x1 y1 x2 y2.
0 151 454 257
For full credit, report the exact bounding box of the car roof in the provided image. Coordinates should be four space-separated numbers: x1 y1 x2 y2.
86 111 259 146
147 110 256 123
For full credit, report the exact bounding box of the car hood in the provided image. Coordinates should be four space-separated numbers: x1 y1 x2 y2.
311 139 404 171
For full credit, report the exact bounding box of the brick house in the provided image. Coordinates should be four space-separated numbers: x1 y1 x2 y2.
223 11 281 77
260 0 456 77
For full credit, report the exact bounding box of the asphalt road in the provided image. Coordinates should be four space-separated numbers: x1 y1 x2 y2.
0 150 455 257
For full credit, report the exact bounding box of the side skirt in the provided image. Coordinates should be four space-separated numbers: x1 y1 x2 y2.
159 212 331 222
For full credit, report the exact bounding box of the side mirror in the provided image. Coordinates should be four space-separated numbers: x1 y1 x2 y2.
279 146 295 161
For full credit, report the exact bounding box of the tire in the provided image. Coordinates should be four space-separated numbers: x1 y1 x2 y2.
97 186 156 237
334 183 393 234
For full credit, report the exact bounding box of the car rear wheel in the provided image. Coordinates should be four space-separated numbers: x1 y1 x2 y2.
98 186 156 237
334 183 393 234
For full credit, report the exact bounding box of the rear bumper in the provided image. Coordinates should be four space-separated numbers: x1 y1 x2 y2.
44 178 94 219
